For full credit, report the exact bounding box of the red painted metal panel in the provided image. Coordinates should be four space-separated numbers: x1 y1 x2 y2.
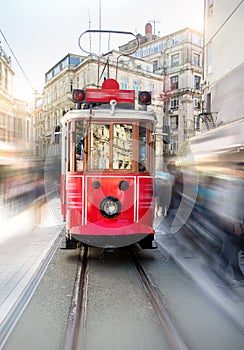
60 174 66 219
71 221 154 236
64 173 155 239
66 175 83 229
86 89 135 103
138 176 154 225
86 175 135 224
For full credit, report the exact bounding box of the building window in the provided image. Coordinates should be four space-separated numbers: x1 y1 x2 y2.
170 115 178 130
152 60 159 72
46 71 53 82
194 96 201 109
61 57 68 69
170 76 179 90
192 34 201 46
0 62 2 84
121 78 128 90
63 80 66 94
171 53 179 67
133 81 139 95
193 53 200 66
4 68 8 90
207 43 212 73
54 86 58 100
172 34 181 46
194 116 200 130
170 135 178 153
53 65 60 76
70 79 73 92
83 72 87 87
47 91 51 104
152 43 159 53
207 93 211 113
69 56 81 66
208 0 214 16
170 95 179 110
194 76 201 90
160 40 166 51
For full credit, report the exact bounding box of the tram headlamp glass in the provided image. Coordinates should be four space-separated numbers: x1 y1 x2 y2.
138 91 151 105
100 196 122 218
72 89 86 103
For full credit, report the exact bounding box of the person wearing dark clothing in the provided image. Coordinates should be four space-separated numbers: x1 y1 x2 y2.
216 163 244 284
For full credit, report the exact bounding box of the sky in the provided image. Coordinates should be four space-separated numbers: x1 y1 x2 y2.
0 0 204 101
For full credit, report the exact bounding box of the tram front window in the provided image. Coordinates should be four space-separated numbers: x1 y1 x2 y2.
139 123 147 172
90 124 110 170
113 124 132 170
76 121 84 171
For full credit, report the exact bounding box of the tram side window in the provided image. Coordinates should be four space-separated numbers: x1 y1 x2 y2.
76 121 84 171
113 124 132 170
139 123 147 172
90 124 110 170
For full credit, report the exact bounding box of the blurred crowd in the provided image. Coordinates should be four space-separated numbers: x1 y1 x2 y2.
0 157 60 219
155 161 244 286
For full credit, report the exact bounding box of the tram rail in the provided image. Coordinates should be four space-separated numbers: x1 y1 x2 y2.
63 246 88 350
130 247 189 350
63 245 189 350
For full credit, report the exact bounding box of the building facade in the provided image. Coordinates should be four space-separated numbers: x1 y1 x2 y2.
120 24 203 156
0 45 14 145
0 44 31 166
42 52 163 157
202 0 244 125
40 25 203 164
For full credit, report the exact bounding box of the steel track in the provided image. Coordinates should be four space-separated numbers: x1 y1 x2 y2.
63 245 88 350
64 245 189 350
130 247 190 350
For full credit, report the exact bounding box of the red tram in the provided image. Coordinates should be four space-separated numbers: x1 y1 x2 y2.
60 78 157 249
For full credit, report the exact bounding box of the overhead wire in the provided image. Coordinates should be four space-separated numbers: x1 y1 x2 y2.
204 0 244 47
0 28 34 92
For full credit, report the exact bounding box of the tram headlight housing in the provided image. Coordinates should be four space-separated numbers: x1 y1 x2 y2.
72 89 86 103
100 196 122 218
138 91 151 105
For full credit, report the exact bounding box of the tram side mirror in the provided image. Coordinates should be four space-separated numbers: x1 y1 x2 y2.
162 125 170 144
51 125 61 145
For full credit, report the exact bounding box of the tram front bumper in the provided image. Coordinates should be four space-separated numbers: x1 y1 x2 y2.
69 220 155 248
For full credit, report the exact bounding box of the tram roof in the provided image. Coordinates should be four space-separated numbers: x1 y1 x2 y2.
61 108 156 124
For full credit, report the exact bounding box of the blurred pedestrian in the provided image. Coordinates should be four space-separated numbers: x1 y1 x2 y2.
216 162 244 284
34 177 46 225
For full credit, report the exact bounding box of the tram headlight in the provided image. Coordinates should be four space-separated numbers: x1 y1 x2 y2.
138 91 151 105
72 89 86 103
100 196 122 218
